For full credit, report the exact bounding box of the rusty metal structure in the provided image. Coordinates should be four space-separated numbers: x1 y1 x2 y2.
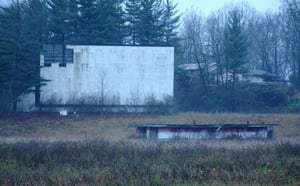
130 123 277 140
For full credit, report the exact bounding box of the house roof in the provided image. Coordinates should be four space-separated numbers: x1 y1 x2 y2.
178 63 217 72
245 69 278 78
178 63 199 71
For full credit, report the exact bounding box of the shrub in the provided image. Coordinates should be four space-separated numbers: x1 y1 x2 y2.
285 92 300 112
175 79 289 112
252 83 288 107
144 95 173 114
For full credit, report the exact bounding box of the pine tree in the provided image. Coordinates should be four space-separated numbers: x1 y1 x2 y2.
0 0 45 113
70 0 125 44
0 0 27 112
75 0 99 44
67 0 80 44
23 0 48 106
125 0 141 44
162 0 180 46
111 0 126 44
99 0 125 44
24 0 48 45
223 9 248 111
0 4 12 112
223 9 248 76
47 0 71 43
138 0 164 45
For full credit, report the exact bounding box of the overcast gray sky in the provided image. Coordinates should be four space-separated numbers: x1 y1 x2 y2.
0 0 8 6
174 0 281 15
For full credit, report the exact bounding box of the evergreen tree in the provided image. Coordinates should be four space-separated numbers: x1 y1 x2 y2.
70 0 125 44
76 0 99 44
111 0 126 44
125 0 141 44
0 0 45 113
162 0 180 46
138 0 164 45
0 0 27 112
99 0 125 44
223 9 248 76
47 0 71 43
23 0 48 106
223 9 248 111
24 0 48 45
0 5 12 113
67 0 80 44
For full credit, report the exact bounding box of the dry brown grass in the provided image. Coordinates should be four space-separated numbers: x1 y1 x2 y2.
0 112 299 143
1 113 299 186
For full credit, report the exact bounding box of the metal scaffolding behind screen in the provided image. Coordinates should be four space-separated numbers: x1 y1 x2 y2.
43 44 74 66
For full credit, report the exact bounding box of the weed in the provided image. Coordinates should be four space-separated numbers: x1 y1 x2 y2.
0 140 299 185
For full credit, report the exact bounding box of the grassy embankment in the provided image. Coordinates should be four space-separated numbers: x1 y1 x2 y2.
0 113 299 185
0 112 300 141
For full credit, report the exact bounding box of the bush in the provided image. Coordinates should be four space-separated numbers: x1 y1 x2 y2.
175 76 289 112
144 95 173 114
289 74 300 90
285 92 300 112
252 83 288 107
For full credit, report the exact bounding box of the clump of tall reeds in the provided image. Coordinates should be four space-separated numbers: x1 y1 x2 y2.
0 139 299 185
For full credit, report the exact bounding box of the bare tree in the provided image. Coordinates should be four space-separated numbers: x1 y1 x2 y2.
205 10 226 84
181 10 209 95
253 12 283 77
99 71 107 106
281 0 300 87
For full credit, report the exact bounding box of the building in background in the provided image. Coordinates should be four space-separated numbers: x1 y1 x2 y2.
18 45 174 112
178 63 280 83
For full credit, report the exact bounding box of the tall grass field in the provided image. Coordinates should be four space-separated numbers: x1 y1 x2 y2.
0 113 299 185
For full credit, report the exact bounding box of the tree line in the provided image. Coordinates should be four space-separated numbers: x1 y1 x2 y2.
30 0 179 46
1 0 300 113
177 0 300 112
0 0 179 114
